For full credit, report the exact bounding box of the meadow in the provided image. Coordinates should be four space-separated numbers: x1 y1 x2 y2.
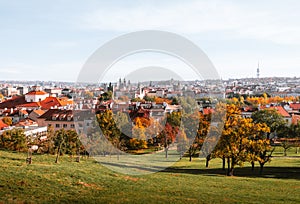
0 148 299 204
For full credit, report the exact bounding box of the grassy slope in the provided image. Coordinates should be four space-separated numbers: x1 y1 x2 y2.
0 150 300 204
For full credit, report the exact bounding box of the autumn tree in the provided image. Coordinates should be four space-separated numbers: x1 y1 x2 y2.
158 123 177 158
130 118 148 150
214 105 249 175
181 111 210 162
97 110 125 158
215 104 240 175
0 93 4 101
2 117 12 126
246 122 271 173
223 116 252 176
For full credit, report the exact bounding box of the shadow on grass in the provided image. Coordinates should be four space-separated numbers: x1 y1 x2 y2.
100 161 165 173
162 166 300 180
0 150 26 161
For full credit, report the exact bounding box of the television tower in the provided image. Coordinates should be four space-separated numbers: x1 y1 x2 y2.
257 62 260 78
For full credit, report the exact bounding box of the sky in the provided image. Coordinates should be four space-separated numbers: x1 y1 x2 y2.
0 0 300 82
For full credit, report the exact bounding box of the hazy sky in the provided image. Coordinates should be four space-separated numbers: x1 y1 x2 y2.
1 0 300 82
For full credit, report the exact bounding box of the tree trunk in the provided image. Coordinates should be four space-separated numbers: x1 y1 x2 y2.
117 143 120 160
251 161 255 172
55 145 61 163
229 167 234 176
296 147 299 154
76 149 80 162
228 158 235 176
165 146 168 159
27 149 32 164
227 157 231 176
222 156 225 171
188 147 192 161
284 148 287 156
259 162 264 175
205 154 211 168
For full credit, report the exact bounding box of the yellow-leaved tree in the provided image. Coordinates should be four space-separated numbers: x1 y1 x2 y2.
215 104 270 176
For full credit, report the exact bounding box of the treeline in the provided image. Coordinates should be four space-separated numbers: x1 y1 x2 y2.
93 102 300 176
1 101 300 175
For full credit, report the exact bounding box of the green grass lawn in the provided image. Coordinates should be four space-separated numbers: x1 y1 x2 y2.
0 150 300 204
273 146 300 157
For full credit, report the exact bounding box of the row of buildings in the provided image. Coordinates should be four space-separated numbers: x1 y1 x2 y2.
0 77 300 137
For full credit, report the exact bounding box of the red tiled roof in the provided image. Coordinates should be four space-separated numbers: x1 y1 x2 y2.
0 96 27 109
290 103 300 110
276 106 290 117
39 97 62 110
262 106 290 117
32 109 45 116
17 102 41 108
6 97 72 110
26 91 48 95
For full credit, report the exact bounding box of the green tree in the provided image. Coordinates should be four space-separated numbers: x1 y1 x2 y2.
0 129 27 152
166 111 181 127
252 109 286 139
178 96 198 114
65 130 82 161
99 91 113 101
277 125 294 156
11 129 27 152
54 129 67 163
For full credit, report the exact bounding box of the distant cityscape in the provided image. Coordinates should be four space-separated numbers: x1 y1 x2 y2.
1 76 300 99
0 76 300 137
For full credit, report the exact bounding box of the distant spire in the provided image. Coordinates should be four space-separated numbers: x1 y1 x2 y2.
257 61 260 78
